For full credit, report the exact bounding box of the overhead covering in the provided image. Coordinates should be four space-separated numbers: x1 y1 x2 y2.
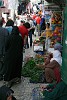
18 0 30 3
45 0 66 9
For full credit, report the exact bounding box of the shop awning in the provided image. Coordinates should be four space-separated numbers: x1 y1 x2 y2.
45 0 66 9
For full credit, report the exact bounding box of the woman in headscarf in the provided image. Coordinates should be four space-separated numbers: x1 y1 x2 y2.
54 42 62 55
3 26 23 86
45 50 62 83
5 17 14 34
0 85 17 100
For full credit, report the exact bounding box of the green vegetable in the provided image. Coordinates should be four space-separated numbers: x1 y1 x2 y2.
22 58 45 83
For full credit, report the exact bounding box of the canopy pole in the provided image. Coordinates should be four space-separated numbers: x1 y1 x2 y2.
61 0 67 84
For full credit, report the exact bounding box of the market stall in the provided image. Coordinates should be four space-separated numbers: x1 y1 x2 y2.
33 36 46 55
50 11 63 47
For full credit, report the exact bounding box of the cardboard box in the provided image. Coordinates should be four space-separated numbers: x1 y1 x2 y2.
33 45 43 51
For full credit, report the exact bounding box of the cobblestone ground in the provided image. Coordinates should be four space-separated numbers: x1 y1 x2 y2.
0 77 41 100
12 77 42 100
0 35 43 100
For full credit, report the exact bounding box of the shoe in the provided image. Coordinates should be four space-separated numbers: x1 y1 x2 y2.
3 78 21 88
14 78 21 84
3 81 13 88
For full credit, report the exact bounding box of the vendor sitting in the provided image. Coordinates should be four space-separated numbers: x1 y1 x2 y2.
44 42 62 83
54 42 62 55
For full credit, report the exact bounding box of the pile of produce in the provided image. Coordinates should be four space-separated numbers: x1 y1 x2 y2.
35 54 44 64
30 69 45 83
22 58 36 77
22 58 45 83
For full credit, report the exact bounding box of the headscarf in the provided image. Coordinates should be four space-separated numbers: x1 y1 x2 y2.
11 26 20 35
50 50 62 66
6 19 14 27
0 85 14 100
54 43 62 52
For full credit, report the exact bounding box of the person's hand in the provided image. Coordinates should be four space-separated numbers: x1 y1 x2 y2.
40 84 48 91
7 95 12 100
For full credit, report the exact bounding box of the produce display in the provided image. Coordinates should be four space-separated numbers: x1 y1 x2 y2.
22 57 45 83
51 12 62 32
33 37 46 44
50 26 62 47
21 11 63 83
30 70 45 83
33 36 45 52
50 12 62 47
22 58 36 77
35 54 44 64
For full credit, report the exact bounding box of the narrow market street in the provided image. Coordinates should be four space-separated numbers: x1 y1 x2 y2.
0 0 66 100
0 34 47 100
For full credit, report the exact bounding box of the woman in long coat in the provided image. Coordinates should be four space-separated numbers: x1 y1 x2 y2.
3 26 23 82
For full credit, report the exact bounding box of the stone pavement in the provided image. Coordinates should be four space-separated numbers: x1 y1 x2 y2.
0 77 42 100
11 77 42 100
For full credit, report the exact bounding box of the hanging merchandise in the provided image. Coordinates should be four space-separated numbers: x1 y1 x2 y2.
44 11 51 23
50 11 63 47
51 12 62 31
50 26 62 47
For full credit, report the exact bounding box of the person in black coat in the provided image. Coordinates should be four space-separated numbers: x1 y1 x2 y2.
3 26 23 84
0 18 9 81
